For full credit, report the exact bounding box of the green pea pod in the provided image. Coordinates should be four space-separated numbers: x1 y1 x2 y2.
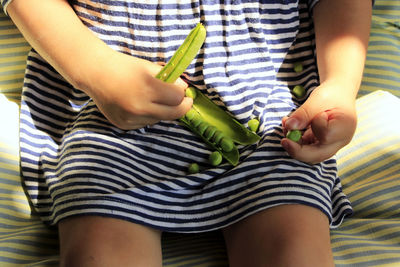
155 23 206 83
180 88 260 166
155 23 260 166
183 88 260 145
181 111 240 166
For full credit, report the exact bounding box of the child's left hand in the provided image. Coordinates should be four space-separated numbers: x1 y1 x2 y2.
281 83 358 164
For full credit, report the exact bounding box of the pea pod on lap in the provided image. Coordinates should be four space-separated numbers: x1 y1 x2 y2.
180 87 260 166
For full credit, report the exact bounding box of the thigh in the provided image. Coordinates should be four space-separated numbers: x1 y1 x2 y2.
223 204 334 267
58 215 162 267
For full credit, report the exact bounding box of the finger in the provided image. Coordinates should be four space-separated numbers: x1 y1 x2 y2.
122 95 191 128
301 128 317 145
282 116 289 135
149 96 193 121
281 138 339 165
111 115 160 130
127 117 159 128
326 109 357 146
312 109 356 147
310 111 330 144
151 78 188 106
284 106 312 131
175 77 189 89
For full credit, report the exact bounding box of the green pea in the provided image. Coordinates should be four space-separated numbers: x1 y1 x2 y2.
209 151 223 166
212 131 224 144
204 126 217 140
294 62 303 73
188 163 200 174
292 85 306 98
185 108 197 121
191 115 202 127
220 137 234 152
286 130 302 142
185 87 197 99
248 118 260 133
197 122 209 135
190 112 202 121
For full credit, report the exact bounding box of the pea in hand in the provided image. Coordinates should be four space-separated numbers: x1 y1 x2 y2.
281 84 358 164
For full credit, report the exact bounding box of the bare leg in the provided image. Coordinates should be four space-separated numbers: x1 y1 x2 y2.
58 216 162 267
223 205 334 267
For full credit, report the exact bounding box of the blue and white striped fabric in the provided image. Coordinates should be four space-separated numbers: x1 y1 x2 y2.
4 0 352 233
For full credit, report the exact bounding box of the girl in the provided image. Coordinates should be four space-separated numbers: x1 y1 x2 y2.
5 0 372 266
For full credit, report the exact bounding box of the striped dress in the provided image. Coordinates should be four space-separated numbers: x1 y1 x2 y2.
3 0 353 232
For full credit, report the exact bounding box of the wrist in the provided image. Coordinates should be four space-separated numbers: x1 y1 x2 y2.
317 78 360 102
69 44 116 96
303 82 358 121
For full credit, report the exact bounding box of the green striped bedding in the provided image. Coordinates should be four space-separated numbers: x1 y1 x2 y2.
0 0 399 266
359 0 400 97
0 14 29 103
332 90 400 267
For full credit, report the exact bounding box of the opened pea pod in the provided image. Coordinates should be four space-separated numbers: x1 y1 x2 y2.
181 88 260 166
155 23 260 166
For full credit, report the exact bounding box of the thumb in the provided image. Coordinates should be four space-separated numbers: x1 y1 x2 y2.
284 106 312 131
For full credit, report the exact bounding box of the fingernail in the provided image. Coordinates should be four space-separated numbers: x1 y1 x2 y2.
285 117 300 129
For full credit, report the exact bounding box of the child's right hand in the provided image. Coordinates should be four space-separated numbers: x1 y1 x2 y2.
84 51 193 130
7 0 193 130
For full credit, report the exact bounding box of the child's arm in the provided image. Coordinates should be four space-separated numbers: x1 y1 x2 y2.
8 0 192 129
281 0 372 164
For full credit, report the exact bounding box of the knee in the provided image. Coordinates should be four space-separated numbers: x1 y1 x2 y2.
224 205 335 267
59 245 98 267
59 231 110 267
58 216 162 267
263 209 334 266
268 232 334 267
